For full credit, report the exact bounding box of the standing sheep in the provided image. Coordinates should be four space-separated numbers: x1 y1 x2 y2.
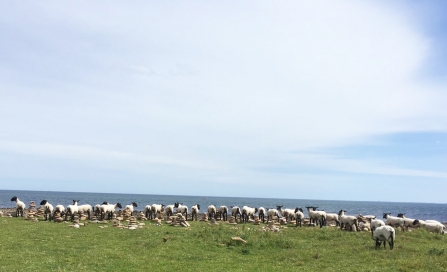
372 225 395 250
39 200 54 221
10 196 26 217
191 204 200 221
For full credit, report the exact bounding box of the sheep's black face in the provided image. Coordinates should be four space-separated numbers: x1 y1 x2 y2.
11 196 17 201
117 203 122 209
40 200 47 205
132 202 138 207
102 201 108 205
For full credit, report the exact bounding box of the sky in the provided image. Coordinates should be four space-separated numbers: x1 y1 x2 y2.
0 1 446 203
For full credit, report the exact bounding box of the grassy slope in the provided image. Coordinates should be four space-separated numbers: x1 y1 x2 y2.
0 218 445 272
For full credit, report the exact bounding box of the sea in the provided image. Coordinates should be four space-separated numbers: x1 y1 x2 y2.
2 189 447 222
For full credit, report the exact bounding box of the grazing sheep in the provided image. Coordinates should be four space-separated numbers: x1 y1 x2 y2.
258 207 266 223
125 202 138 216
151 204 165 220
338 210 358 231
241 206 258 222
294 208 305 227
208 205 217 219
372 225 395 250
368 218 386 238
191 204 200 221
100 202 123 220
383 213 405 231
65 200 80 221
306 206 327 228
39 200 54 221
10 196 26 217
217 206 228 221
174 202 188 220
230 206 242 221
266 208 279 223
276 206 295 223
412 220 445 234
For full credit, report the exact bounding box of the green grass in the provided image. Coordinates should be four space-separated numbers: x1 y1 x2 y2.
0 218 446 271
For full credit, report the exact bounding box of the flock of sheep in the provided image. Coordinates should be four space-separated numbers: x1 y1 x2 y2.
9 196 446 250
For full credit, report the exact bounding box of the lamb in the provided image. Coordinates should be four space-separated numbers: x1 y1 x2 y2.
266 208 279 223
258 207 266 223
369 218 386 238
306 206 327 228
412 220 445 234
294 208 304 227
174 202 188 220
10 196 26 217
230 206 242 220
338 210 358 231
124 202 138 216
191 204 200 221
208 205 217 219
383 213 405 231
276 205 295 223
100 202 123 220
65 200 80 221
241 206 258 222
372 225 395 250
150 204 165 220
39 200 54 221
217 206 228 221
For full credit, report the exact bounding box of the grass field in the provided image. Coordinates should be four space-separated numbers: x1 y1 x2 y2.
0 218 445 271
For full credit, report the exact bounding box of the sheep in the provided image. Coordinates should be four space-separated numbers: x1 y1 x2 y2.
383 213 405 231
326 212 340 226
207 205 217 219
266 208 279 223
65 200 80 221
124 202 138 216
191 204 200 221
174 202 188 220
39 200 54 221
93 204 104 217
100 202 123 220
369 218 386 238
412 220 445 234
10 196 26 217
78 204 93 219
217 206 228 221
338 210 358 231
164 204 175 217
258 207 266 223
53 204 65 218
230 206 242 221
372 225 395 250
241 206 258 222
306 206 327 228
396 213 417 231
150 204 165 220
276 205 295 223
294 208 304 227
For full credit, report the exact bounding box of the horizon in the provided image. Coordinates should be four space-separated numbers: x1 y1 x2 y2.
1 1 446 203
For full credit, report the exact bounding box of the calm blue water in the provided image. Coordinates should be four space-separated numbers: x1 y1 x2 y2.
2 189 446 222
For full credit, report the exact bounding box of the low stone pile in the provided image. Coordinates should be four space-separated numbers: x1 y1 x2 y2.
169 213 190 227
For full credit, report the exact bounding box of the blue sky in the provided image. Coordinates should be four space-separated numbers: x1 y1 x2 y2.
0 1 446 203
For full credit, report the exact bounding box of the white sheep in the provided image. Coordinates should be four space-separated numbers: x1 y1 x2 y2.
383 213 405 231
338 210 358 231
412 219 445 234
276 205 295 223
369 218 386 238
258 207 266 223
65 200 80 221
241 206 258 222
217 206 229 221
150 204 165 220
100 202 123 220
191 204 200 221
53 204 65 218
10 196 26 217
372 225 395 250
396 213 417 231
326 212 340 226
39 200 54 221
125 202 138 216
306 206 327 228
294 207 304 227
230 206 242 221
78 204 93 219
174 202 188 220
266 208 279 223
207 205 217 219
164 204 175 217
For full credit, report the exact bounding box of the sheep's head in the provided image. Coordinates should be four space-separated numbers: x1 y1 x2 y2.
132 202 138 207
11 196 18 202
397 213 406 218
116 203 122 209
276 205 283 210
412 219 420 225
40 200 48 205
102 201 109 205
383 213 391 219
